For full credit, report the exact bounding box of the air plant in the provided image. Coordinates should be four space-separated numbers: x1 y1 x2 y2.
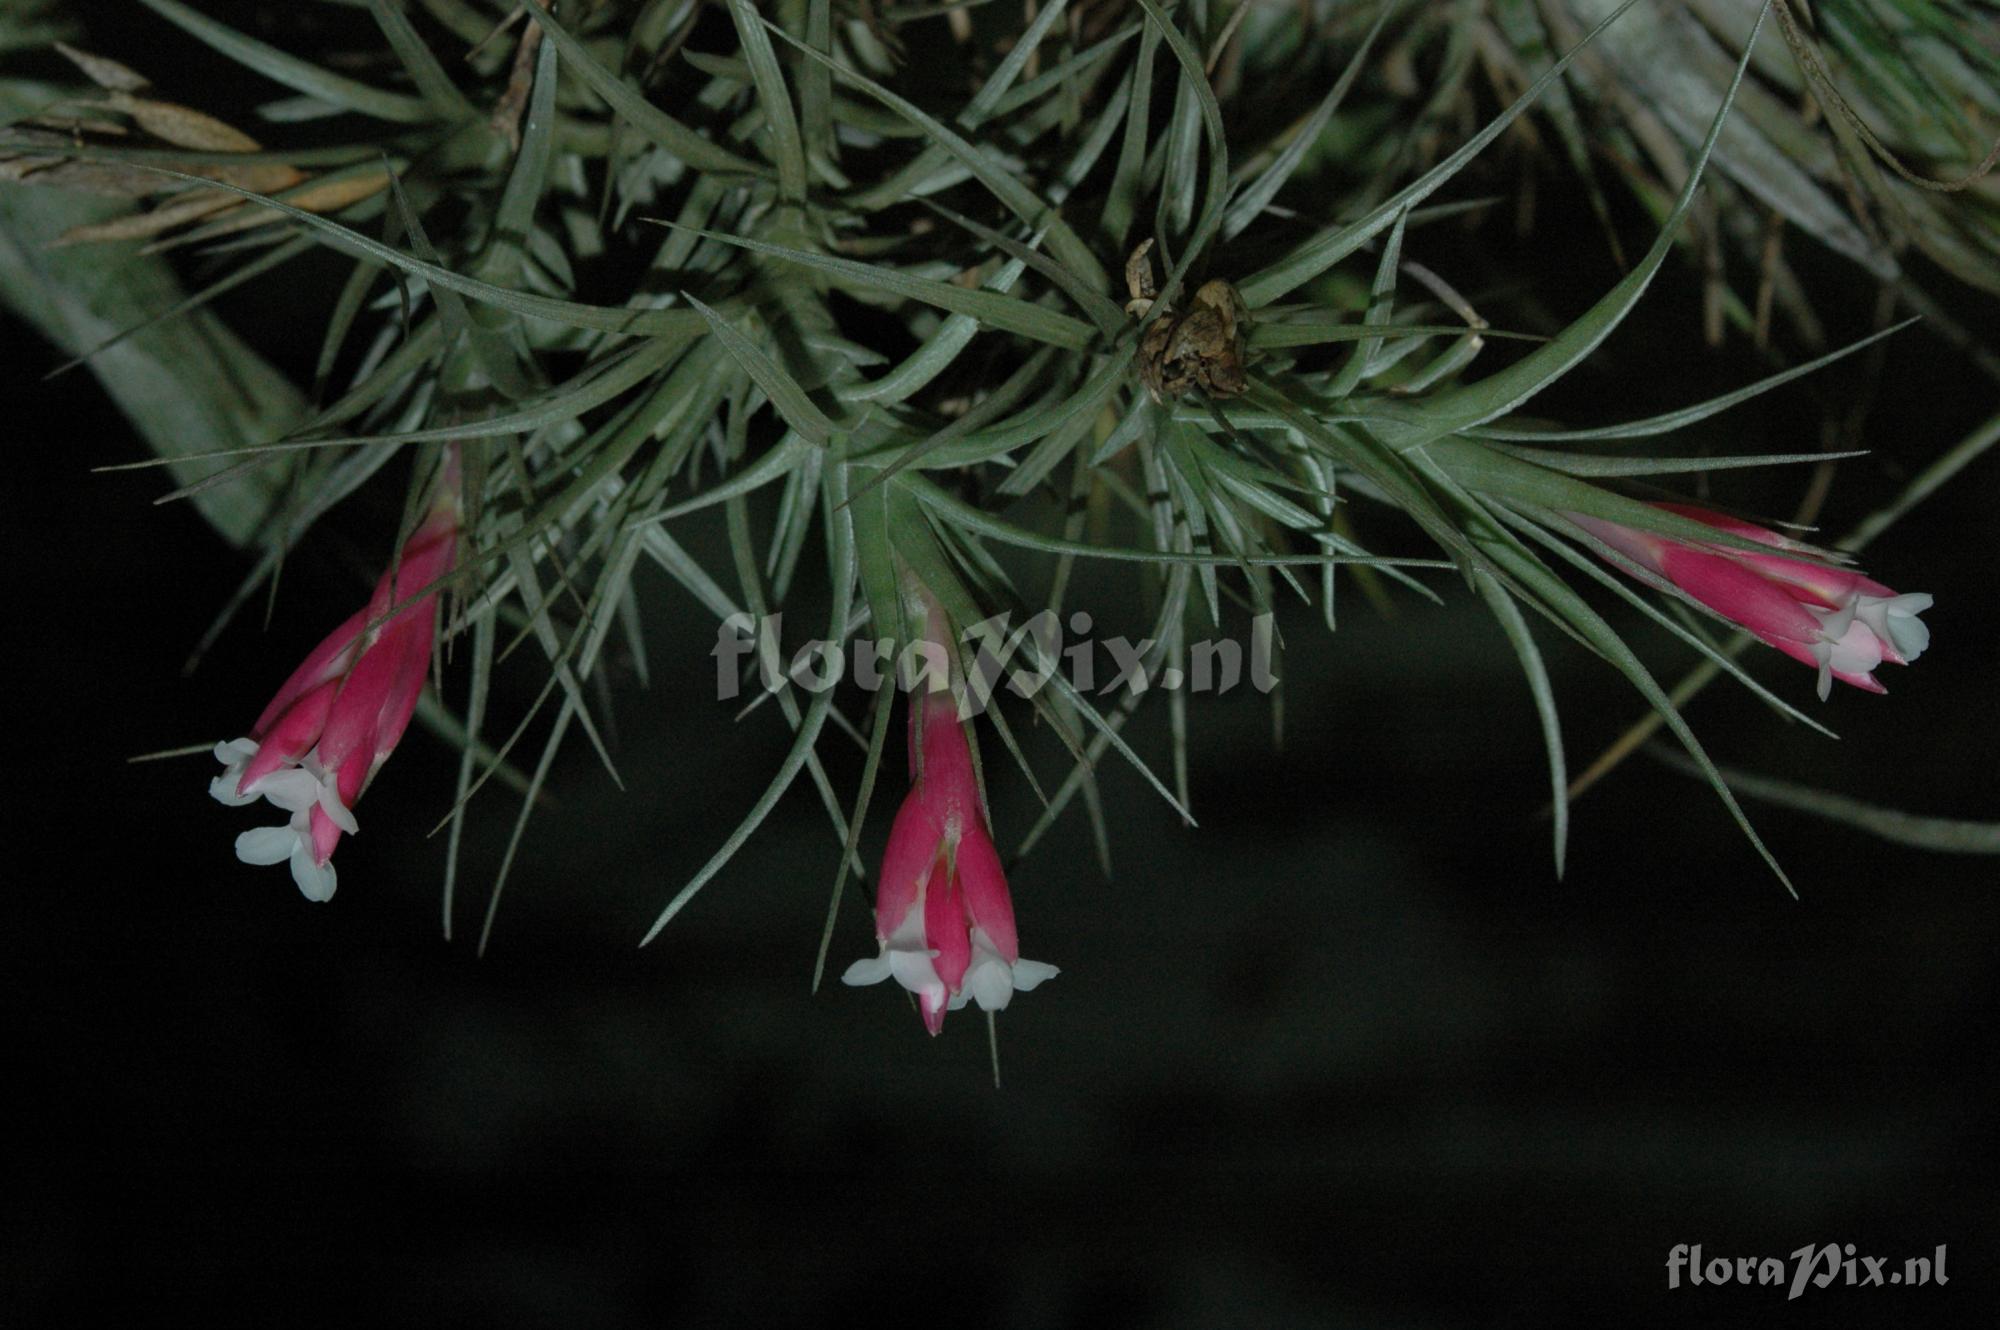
3 0 1987 1042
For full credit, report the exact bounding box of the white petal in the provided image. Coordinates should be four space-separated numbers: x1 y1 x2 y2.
961 927 1060 1009
887 947 945 997
235 824 300 866
1823 622 1884 677
252 767 321 813
963 955 1015 1012
1815 599 1856 636
209 739 261 805
841 953 893 987
1805 610 1884 696
317 782 359 835
1010 958 1060 992
209 770 258 807
213 738 259 764
1857 592 1932 662
879 900 928 950
846 902 948 997
289 841 337 902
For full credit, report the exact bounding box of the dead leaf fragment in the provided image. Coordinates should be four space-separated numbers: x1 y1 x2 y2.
54 43 151 93
106 91 262 154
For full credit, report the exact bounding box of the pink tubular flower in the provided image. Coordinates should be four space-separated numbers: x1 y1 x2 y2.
210 479 461 901
1570 502 1931 700
842 602 1057 1034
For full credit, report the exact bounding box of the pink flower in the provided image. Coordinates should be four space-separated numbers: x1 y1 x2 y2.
842 601 1056 1034
1571 502 1931 699
210 484 460 900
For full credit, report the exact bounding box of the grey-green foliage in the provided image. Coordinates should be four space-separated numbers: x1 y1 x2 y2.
1 74 296 546
1423 0 2000 365
4 0 1989 948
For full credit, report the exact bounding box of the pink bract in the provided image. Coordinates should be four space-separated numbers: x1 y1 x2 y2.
842 591 1056 1033
1571 503 1931 699
210 480 460 901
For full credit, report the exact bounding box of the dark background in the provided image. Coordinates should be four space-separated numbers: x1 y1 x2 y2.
7 9 2000 1326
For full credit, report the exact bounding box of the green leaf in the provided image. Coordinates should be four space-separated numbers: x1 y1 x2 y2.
838 257 1032 405
1239 0 1642 306
800 0 835 170
1468 321 1918 444
815 683 894 993
992 22 1139 122
1472 570 1568 877
1485 446 1868 478
118 333 694 474
643 435 812 525
135 0 436 123
641 462 860 944
489 31 563 258
1102 21 1161 248
365 0 478 121
1427 438 1854 565
385 167 537 401
1250 320 1541 351
441 604 497 941
1646 749 2000 854
522 0 762 175
1421 464 1797 894
1129 0 1230 301
1329 202 1409 398
637 524 744 623
662 224 1097 350
846 346 1060 502
46 234 314 381
908 473 1451 571
762 15 1109 295
0 154 298 546
1366 1 1772 453
843 0 1075 200
101 159 715 338
921 201 1127 335
477 532 643 953
686 293 840 446
723 0 806 201
1223 2 1395 240
1847 405 2000 553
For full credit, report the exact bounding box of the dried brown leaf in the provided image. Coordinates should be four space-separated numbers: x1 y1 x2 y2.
144 166 390 248
106 91 260 153
0 155 166 197
51 190 237 245
284 167 390 214
54 43 151 93
21 113 131 137
197 161 307 194
490 19 545 151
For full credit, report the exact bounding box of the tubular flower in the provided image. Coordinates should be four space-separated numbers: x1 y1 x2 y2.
842 603 1057 1034
210 482 460 900
1571 503 1932 700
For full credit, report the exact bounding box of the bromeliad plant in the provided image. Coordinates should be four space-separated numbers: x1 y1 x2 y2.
209 446 463 901
840 578 1059 1034
1377 0 2000 370
5 1 1974 1034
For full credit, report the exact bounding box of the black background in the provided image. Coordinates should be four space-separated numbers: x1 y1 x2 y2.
6 6 1998 1326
